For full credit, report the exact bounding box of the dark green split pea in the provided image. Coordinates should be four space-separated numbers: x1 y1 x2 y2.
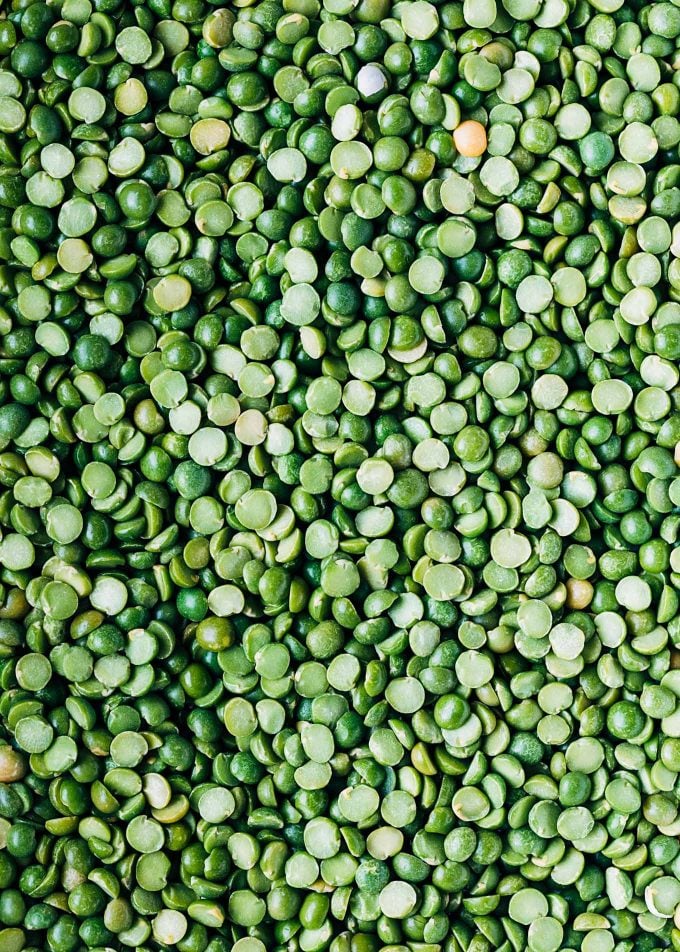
1 0 680 950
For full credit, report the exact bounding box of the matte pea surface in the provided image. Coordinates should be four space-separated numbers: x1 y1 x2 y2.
1 1 680 952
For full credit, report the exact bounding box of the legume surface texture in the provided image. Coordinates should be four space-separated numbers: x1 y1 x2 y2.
1 0 680 950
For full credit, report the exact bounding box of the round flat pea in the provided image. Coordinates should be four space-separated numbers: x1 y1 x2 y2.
437 218 476 257
338 785 380 822
455 650 494 689
116 26 153 64
379 881 418 919
423 563 466 600
509 888 549 924
491 529 532 568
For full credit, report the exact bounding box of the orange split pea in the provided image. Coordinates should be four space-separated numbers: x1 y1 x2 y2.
453 120 487 157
